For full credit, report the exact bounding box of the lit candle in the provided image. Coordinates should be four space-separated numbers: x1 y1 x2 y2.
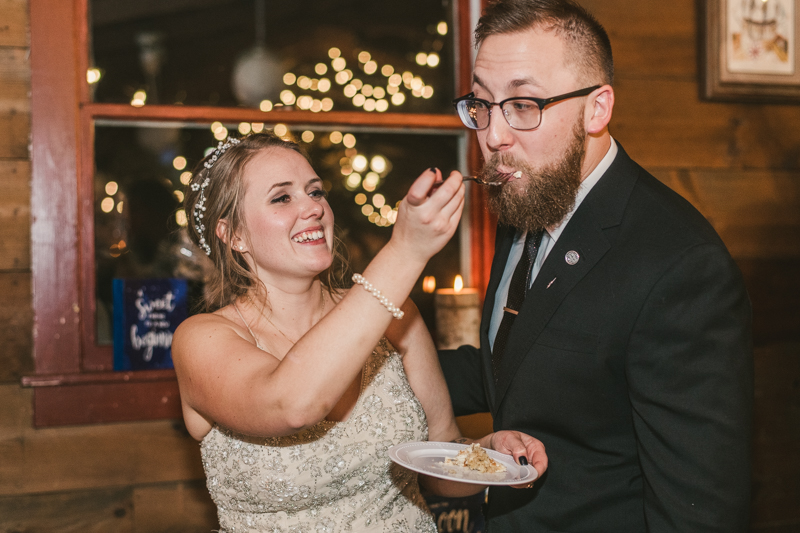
434 275 480 349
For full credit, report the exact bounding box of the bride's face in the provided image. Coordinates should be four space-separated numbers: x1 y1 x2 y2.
238 147 334 282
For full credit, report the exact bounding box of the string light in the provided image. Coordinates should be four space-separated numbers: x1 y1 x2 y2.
130 90 146 107
87 68 102 84
214 126 228 140
259 100 273 112
370 155 387 173
352 155 368 172
280 90 296 105
335 71 351 85
346 173 362 190
105 181 118 195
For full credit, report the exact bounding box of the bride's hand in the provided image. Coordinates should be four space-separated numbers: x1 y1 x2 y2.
389 168 465 265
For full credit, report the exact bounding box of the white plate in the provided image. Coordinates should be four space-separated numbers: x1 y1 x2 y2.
388 441 538 486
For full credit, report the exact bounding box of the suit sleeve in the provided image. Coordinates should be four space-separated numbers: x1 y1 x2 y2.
438 345 490 416
626 242 753 532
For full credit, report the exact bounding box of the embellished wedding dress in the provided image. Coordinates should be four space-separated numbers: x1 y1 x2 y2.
200 338 438 532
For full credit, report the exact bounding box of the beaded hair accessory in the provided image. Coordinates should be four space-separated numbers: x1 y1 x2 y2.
190 137 241 256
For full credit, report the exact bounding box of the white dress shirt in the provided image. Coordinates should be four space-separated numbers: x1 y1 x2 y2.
488 138 618 349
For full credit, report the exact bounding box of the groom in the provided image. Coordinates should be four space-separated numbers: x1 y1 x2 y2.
440 0 753 531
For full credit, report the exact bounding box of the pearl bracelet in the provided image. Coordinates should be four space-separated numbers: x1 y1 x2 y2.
352 273 404 319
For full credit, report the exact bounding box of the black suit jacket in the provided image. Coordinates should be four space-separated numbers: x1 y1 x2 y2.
440 145 753 532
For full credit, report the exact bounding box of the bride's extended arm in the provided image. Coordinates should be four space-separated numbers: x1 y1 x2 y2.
174 169 464 439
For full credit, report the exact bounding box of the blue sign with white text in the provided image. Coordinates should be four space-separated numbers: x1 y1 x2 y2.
112 278 187 371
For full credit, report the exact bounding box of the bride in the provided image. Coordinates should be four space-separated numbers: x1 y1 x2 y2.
173 132 547 532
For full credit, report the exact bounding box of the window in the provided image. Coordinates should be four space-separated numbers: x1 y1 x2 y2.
25 0 495 426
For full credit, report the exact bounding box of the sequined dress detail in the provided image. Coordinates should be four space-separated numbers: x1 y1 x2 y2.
200 338 437 532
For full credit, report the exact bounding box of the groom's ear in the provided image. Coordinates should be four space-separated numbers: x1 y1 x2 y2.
585 85 614 135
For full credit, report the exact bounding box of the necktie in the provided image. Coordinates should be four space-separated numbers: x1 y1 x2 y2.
492 229 544 383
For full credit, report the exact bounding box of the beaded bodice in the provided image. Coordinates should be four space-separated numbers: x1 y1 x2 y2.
200 338 436 532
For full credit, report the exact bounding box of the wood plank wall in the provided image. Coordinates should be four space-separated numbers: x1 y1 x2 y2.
0 0 797 530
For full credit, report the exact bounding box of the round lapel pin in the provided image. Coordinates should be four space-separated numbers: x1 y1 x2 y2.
565 250 580 265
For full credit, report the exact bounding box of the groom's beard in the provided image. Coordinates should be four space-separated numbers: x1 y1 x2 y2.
482 119 586 233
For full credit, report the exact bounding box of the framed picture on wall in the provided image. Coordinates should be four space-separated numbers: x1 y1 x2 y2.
702 0 800 103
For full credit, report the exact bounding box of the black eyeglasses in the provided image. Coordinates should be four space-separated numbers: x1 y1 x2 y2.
452 85 601 131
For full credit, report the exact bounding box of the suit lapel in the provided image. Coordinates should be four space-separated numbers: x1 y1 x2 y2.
489 144 641 414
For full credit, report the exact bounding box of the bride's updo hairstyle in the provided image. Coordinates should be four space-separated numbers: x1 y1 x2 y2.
184 132 350 311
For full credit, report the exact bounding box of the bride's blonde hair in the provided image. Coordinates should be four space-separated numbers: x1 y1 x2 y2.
184 132 350 311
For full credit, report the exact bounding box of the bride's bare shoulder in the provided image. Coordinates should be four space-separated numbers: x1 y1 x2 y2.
173 306 243 353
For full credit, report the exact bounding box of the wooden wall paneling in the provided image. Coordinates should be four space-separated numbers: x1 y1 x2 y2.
0 272 33 382
132 482 217 533
750 343 800 528
613 79 800 170
581 0 696 80
0 47 30 160
30 0 82 374
0 0 29 48
0 160 31 271
651 169 800 259
0 383 203 495
737 259 800 346
0 486 133 533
